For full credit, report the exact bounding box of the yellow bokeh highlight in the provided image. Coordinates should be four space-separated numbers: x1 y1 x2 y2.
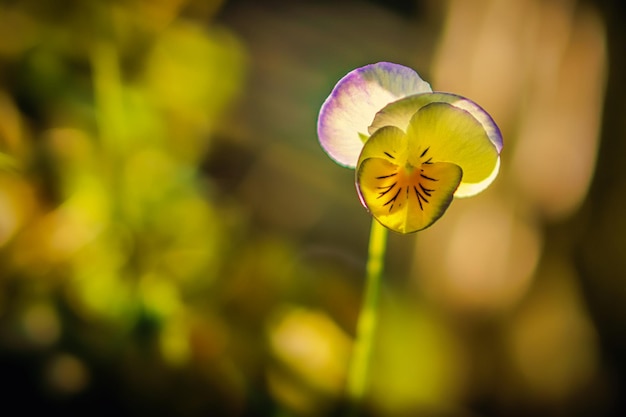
160 315 191 366
21 303 61 348
267 306 351 415
140 273 182 321
45 353 90 395
370 296 464 414
143 20 247 161
0 175 36 248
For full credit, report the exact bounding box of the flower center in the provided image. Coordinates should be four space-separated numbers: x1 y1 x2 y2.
375 147 438 213
357 138 464 233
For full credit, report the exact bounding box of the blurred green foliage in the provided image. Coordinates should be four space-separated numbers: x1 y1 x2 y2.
0 0 259 414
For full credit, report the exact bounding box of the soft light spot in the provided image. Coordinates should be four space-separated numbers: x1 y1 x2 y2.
267 306 350 415
369 296 464 413
414 196 540 314
160 316 191 366
431 0 537 129
0 91 25 153
506 260 599 400
512 8 606 220
22 303 61 347
45 353 90 395
139 273 182 320
0 177 35 247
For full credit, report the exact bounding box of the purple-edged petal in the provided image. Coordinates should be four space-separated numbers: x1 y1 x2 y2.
317 62 432 167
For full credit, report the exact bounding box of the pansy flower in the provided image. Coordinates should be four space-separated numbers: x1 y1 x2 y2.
318 62 503 233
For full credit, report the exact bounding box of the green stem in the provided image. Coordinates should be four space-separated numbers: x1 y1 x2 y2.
346 218 388 405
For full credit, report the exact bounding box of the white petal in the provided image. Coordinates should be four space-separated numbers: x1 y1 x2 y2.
317 62 432 167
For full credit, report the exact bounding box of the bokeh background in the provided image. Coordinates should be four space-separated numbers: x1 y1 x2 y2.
0 0 624 416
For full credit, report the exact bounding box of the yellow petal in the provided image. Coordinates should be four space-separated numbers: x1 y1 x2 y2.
357 125 408 165
406 102 499 197
356 129 463 233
